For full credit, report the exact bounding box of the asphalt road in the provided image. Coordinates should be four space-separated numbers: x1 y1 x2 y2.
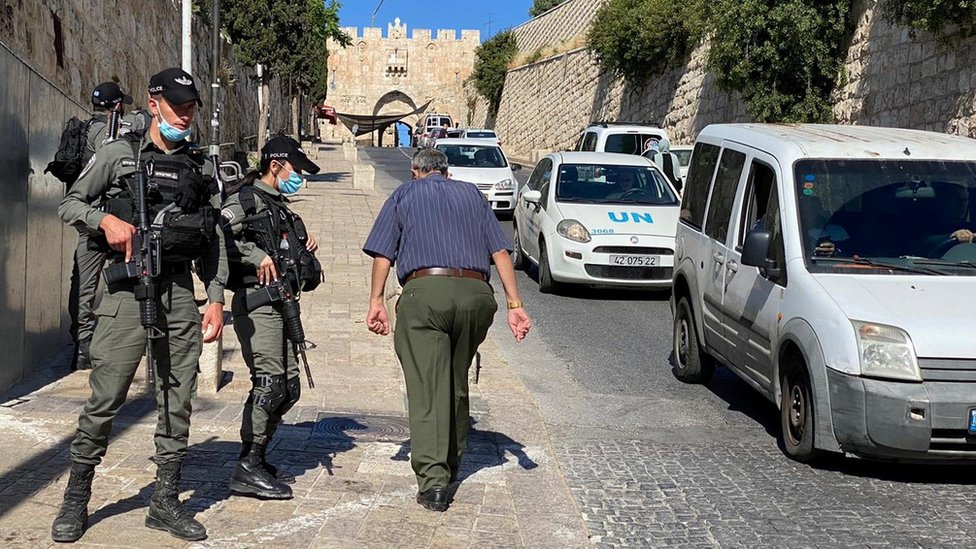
361 147 976 548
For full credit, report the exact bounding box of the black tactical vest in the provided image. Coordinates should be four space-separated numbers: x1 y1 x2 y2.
92 131 218 262
225 184 323 293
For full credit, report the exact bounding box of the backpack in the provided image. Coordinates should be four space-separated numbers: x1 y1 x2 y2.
45 116 97 187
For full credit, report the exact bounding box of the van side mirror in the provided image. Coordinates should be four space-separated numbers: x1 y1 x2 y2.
511 163 522 172
741 230 781 278
523 190 543 204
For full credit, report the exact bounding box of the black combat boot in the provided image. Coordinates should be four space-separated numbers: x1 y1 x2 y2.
51 462 95 542
258 441 296 484
229 443 293 499
145 461 207 541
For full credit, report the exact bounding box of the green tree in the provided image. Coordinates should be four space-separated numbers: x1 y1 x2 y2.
881 0 976 40
472 30 519 118
587 0 698 84
704 0 853 122
530 0 568 17
222 0 350 147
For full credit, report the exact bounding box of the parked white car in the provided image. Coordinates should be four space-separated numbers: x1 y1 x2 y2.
670 144 694 183
460 128 501 146
673 123 976 463
435 139 521 214
513 152 681 292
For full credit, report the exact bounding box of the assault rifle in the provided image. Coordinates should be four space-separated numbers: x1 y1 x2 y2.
102 161 164 394
107 109 123 141
240 209 316 388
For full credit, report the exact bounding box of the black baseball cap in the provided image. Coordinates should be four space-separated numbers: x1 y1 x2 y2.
148 68 203 107
261 136 320 175
91 82 133 108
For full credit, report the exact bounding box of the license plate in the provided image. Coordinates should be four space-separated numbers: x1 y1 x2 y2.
609 254 659 267
969 408 976 435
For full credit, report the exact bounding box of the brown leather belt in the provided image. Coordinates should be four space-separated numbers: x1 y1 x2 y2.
405 268 487 284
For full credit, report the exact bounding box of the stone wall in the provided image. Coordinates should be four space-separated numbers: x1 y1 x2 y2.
0 0 292 394
324 18 479 145
493 0 976 159
510 0 606 54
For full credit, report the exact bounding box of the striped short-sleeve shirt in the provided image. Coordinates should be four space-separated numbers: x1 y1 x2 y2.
363 173 512 285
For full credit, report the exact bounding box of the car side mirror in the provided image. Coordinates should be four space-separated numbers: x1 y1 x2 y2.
741 230 781 278
523 189 542 204
511 163 522 172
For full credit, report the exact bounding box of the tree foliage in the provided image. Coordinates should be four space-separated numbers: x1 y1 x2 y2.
222 0 350 96
472 31 519 117
587 0 854 123
586 0 698 84
704 0 853 123
881 0 976 39
530 0 569 17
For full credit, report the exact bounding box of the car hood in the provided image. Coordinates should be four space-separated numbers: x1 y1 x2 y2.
813 274 976 358
554 202 680 237
450 167 513 185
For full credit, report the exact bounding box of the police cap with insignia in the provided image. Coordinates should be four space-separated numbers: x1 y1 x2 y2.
261 136 320 175
91 81 133 108
148 68 203 107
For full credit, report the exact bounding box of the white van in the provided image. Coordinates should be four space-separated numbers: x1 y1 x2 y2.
415 113 454 148
575 122 671 156
673 124 976 462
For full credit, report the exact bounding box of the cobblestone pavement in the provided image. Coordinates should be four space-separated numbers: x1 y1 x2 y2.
0 144 589 548
557 439 976 548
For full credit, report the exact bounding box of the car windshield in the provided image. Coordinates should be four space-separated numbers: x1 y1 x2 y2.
672 149 693 167
795 159 976 275
437 144 508 168
604 133 665 155
466 131 496 138
555 164 679 205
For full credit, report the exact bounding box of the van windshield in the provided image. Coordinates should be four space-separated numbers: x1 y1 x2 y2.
604 133 665 155
555 164 679 205
794 159 976 275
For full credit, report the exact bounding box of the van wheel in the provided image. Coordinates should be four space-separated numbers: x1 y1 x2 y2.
538 242 560 294
780 364 822 462
512 221 526 270
672 297 715 383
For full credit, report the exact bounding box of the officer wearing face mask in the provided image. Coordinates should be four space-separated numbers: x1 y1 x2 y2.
220 136 323 499
53 68 226 543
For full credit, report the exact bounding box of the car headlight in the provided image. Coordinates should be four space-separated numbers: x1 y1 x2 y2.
495 178 514 191
852 321 921 382
556 219 592 243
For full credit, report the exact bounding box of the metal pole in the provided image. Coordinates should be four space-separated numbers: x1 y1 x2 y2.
182 0 192 72
210 0 223 198
371 0 385 26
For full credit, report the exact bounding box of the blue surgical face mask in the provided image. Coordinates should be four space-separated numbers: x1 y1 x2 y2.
277 167 304 194
159 118 191 142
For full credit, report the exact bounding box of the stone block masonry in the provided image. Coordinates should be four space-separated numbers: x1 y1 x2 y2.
492 0 976 158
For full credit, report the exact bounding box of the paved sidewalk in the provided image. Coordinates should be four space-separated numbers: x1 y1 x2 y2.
0 145 590 548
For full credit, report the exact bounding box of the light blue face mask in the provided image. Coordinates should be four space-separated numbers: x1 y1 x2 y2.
277 169 304 194
159 118 191 142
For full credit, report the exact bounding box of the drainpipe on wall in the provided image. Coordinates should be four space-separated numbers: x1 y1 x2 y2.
182 0 192 72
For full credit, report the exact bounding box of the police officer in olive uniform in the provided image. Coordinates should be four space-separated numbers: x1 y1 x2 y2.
53 68 227 543
221 136 322 499
69 82 134 371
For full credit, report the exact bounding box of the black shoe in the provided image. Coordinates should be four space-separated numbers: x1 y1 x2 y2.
416 487 450 512
145 461 207 541
51 463 95 542
229 444 293 499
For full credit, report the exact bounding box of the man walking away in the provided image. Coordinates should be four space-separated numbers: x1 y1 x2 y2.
363 148 532 512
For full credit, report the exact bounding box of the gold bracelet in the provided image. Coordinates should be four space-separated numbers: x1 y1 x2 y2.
507 301 523 310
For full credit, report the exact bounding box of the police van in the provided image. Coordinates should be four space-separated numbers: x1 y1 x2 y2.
672 124 976 462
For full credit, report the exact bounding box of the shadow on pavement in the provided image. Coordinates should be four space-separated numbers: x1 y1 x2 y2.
519 263 672 302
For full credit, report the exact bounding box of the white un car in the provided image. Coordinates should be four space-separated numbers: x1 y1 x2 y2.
436 139 521 214
513 152 681 292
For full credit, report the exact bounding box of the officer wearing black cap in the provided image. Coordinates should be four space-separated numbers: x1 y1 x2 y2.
220 136 322 500
67 82 135 372
53 68 227 543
